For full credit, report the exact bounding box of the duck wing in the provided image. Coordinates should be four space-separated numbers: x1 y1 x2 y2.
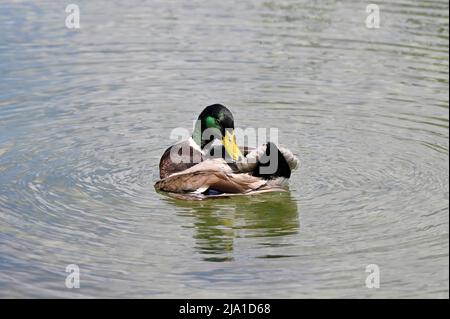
159 140 204 179
154 158 270 194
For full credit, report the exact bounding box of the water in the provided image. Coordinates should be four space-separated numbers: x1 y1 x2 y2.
0 0 448 298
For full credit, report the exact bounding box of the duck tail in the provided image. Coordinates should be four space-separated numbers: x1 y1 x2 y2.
251 142 292 180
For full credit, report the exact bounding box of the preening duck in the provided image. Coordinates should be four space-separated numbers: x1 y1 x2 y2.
154 104 299 200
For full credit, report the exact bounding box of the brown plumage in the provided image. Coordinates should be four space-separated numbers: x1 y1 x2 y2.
159 140 204 179
155 158 291 200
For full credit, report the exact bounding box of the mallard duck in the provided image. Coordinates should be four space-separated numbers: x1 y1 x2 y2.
154 104 299 200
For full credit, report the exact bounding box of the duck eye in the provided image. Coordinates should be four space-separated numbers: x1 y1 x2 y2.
205 116 217 128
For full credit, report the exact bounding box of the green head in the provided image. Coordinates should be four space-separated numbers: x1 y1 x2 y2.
192 104 243 160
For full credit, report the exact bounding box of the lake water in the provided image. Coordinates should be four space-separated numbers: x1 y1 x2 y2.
0 0 448 298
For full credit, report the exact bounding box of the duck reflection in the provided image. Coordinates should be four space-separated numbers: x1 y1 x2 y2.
163 192 299 262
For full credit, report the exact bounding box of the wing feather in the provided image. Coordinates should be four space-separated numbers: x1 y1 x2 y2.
155 159 268 194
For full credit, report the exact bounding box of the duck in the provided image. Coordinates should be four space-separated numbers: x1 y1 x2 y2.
154 104 299 200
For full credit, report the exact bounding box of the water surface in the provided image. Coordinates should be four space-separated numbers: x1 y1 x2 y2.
0 0 448 298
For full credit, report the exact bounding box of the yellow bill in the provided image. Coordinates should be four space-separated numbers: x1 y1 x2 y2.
222 130 243 161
